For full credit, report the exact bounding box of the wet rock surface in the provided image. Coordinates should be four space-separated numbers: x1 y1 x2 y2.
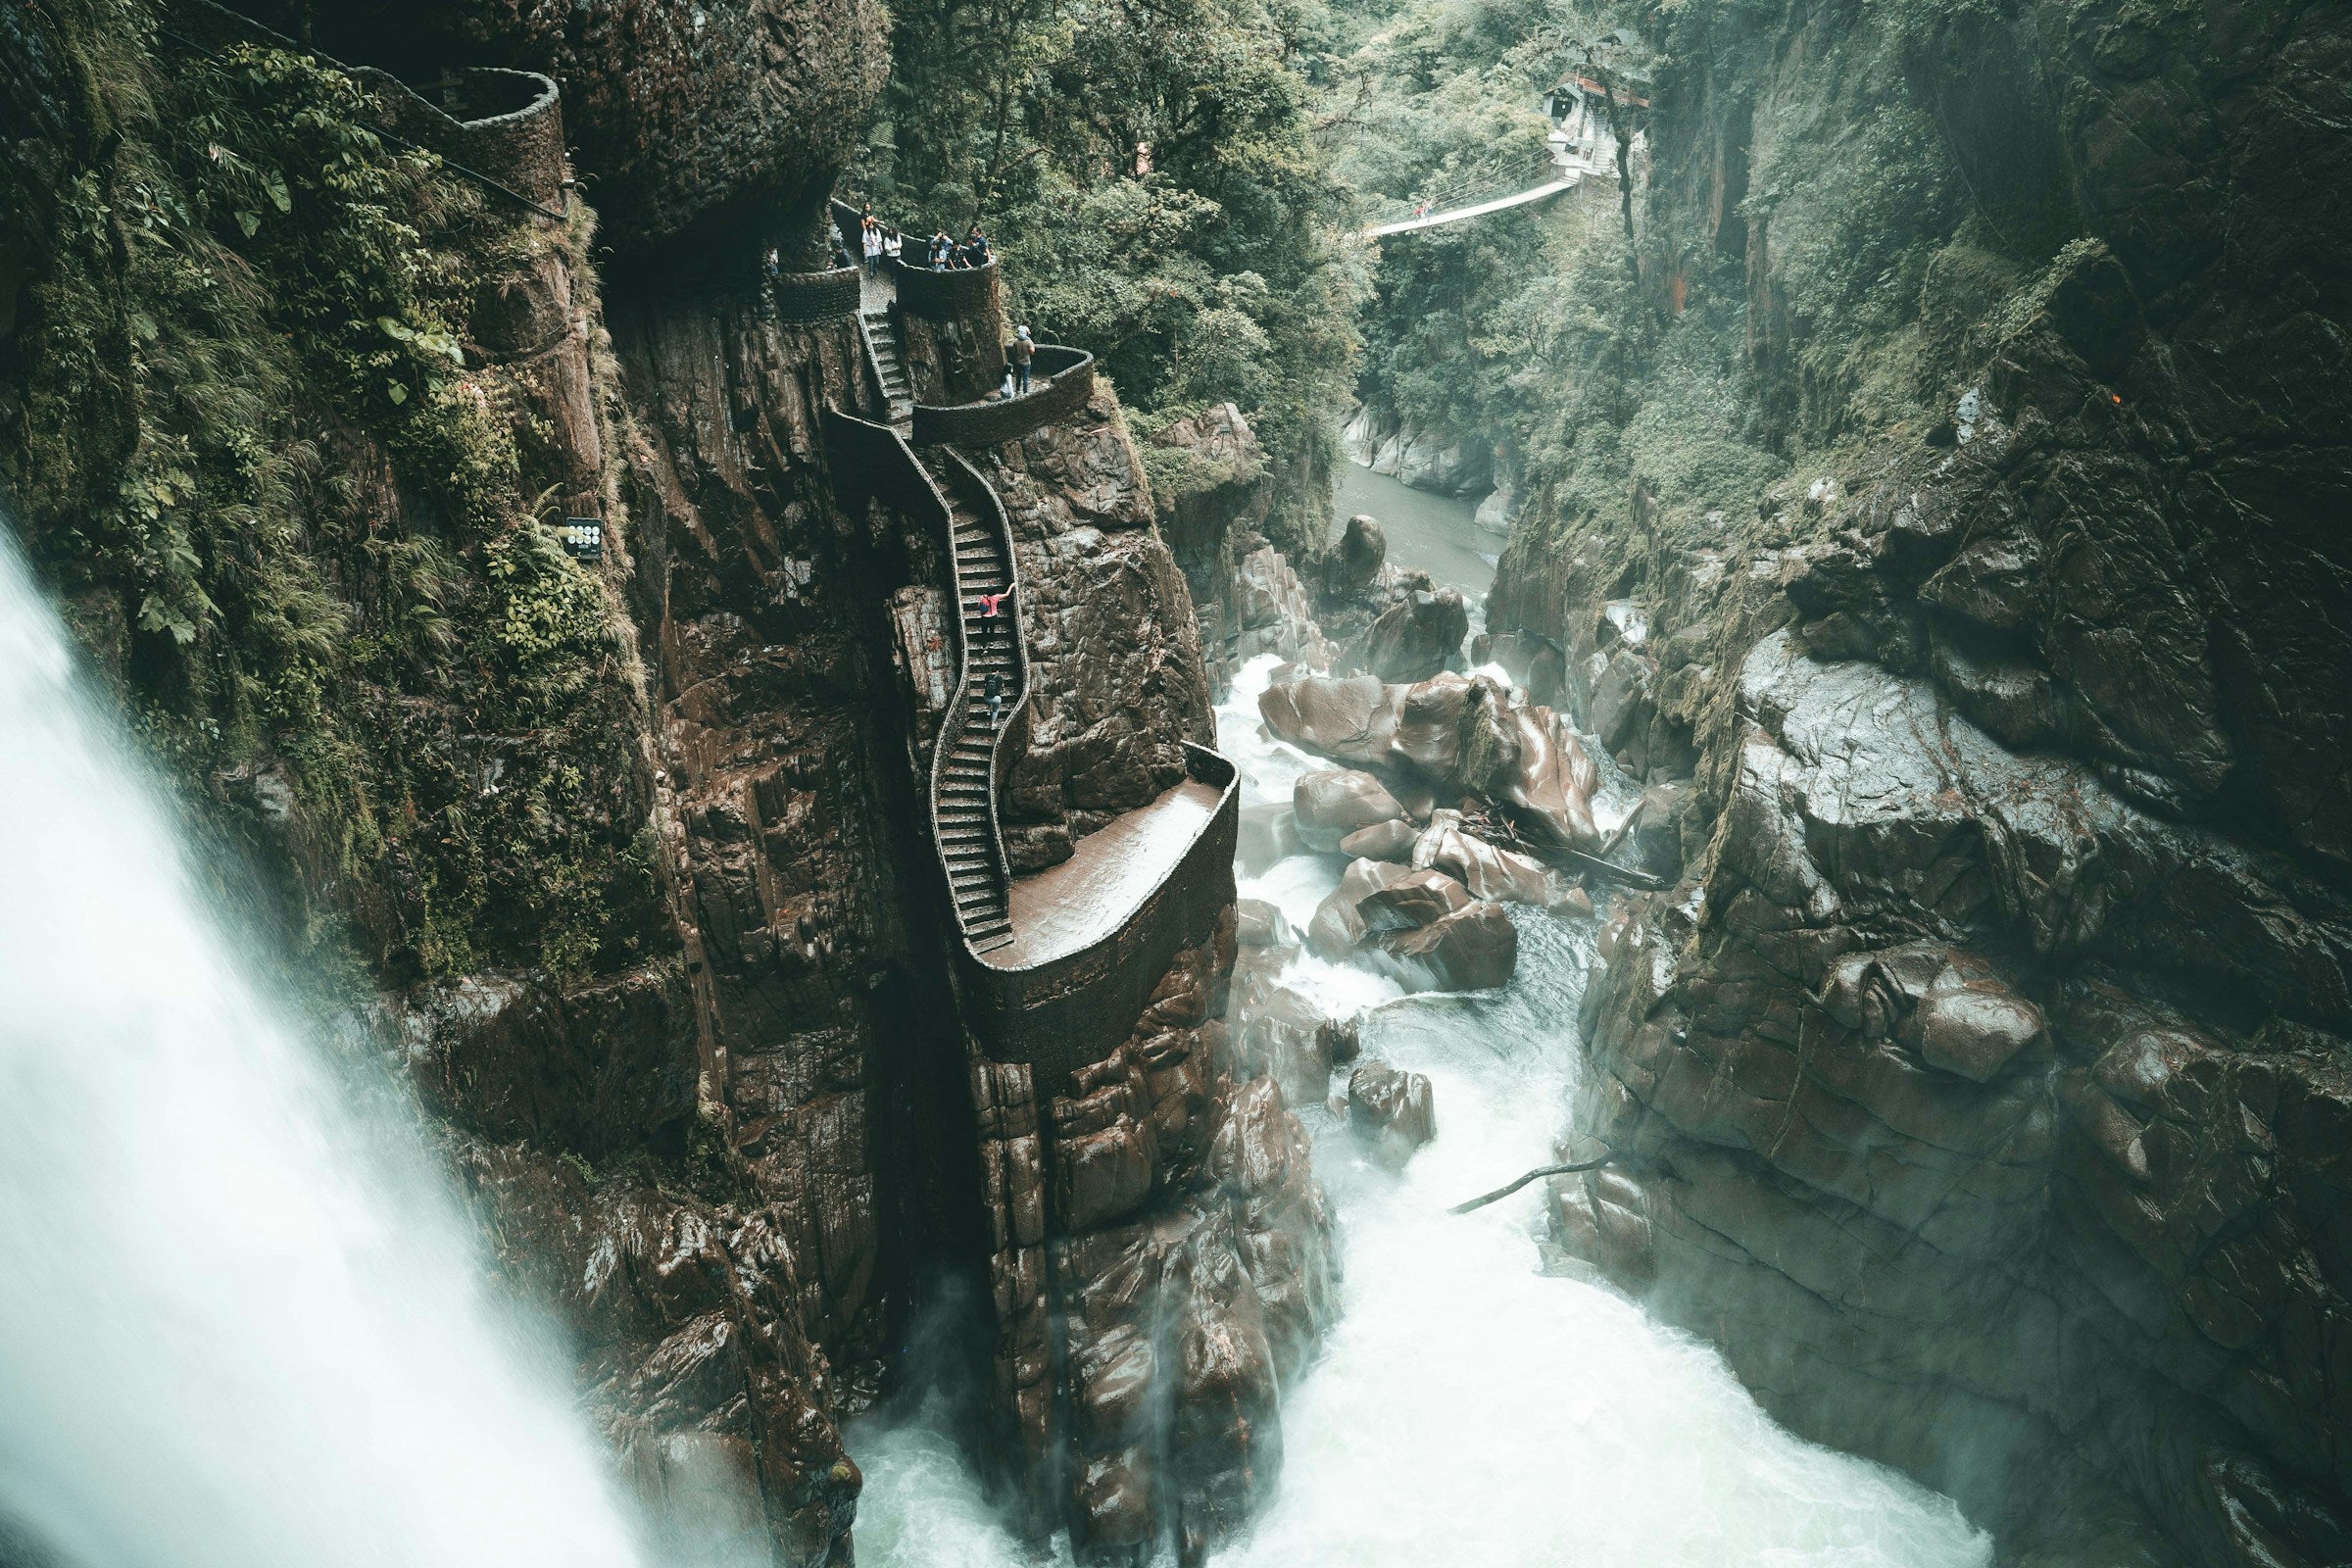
1484 17 2352 1546
1347 1061 1437 1165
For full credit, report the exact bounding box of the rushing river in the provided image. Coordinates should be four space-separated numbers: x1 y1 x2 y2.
0 531 646 1567
851 645 1993 1563
1332 462 1496 602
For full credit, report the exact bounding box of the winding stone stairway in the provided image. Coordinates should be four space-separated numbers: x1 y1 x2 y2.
865 304 913 426
930 454 1020 953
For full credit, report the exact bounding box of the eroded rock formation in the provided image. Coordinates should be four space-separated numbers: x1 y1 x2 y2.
1482 3 2352 1555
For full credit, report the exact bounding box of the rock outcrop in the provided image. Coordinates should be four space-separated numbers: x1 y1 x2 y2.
1485 2 2352 1552
1347 1061 1437 1166
0 14 1327 1565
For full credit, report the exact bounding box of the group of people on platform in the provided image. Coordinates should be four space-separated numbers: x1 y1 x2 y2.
818 203 1041 402
839 205 993 275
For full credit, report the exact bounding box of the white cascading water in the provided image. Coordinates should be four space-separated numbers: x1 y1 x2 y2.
0 528 644 1568
848 654 1995 1567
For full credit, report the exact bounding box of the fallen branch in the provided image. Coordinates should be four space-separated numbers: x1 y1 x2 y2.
1560 848 1665 888
1595 795 1647 858
1447 1153 1617 1214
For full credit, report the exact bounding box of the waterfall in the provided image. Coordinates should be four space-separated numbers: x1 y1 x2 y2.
844 656 1994 1566
0 530 642 1568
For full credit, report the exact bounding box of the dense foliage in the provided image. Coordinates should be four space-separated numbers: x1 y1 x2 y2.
859 0 1363 539
1330 0 2071 559
0 0 654 984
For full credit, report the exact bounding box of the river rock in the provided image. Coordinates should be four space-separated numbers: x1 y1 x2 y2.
1258 668 1604 852
1330 514 1387 599
1338 818 1419 862
1304 858 1417 959
1410 810 1557 905
1347 1061 1437 1165
1294 768 1405 852
1393 429 1490 495
1356 868 1474 934
1235 982 1336 1108
1235 898 1296 950
1372 900 1517 992
1355 588 1469 684
1473 482 1514 536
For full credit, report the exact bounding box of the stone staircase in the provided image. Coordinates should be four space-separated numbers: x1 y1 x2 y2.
927 453 1021 954
862 300 914 428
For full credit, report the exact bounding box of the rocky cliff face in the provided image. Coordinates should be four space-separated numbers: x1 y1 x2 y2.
1 5 1323 1562
1490 1 2352 1562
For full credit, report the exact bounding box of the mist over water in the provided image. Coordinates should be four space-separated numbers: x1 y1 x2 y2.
0 532 642 1567
848 657 1992 1566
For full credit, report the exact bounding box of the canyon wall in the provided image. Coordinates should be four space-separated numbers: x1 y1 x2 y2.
1488 1 2352 1562
0 4 1323 1562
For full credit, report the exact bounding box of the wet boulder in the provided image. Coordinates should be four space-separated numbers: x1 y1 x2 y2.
1347 1061 1438 1166
1304 858 1417 959
1235 898 1297 950
1329 514 1387 599
1257 671 1403 771
1410 809 1557 905
1235 983 1336 1108
1294 768 1404 852
1338 818 1419 862
1356 588 1471 686
1356 869 1474 935
1371 901 1517 992
1917 969 2046 1084
1489 702 1600 850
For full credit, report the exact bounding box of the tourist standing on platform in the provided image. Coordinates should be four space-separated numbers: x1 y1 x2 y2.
1008 326 1034 395
930 230 955 270
861 218 885 277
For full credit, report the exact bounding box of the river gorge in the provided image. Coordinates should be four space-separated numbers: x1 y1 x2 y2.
2 2 2346 1566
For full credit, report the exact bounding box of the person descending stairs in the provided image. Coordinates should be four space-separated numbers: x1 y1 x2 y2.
931 464 1019 952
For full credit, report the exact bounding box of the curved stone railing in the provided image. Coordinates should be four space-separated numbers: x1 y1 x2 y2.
889 254 1002 318
166 2 566 213
770 266 862 324
962 744 1240 1100
911 346 1095 448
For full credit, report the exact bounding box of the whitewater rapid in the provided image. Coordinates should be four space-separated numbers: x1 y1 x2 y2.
848 655 1992 1567
0 532 643 1566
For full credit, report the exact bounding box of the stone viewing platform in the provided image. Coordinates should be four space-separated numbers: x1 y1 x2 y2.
996 776 1226 969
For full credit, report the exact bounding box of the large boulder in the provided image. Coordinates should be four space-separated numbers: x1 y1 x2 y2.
1410 810 1557 905
1235 898 1297 951
1258 672 1402 772
1235 984 1336 1109
1258 669 1600 851
1347 1061 1438 1166
1338 818 1419 862
1372 901 1517 992
1293 769 1404 852
1355 589 1470 684
1329 514 1387 599
1356 869 1474 935
1304 858 1418 959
